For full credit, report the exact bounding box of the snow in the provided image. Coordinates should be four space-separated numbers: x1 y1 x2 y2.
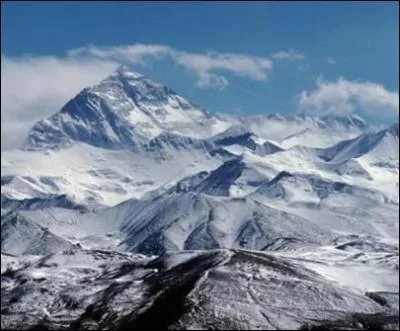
1 65 398 330
283 246 399 293
2 248 396 330
2 142 224 207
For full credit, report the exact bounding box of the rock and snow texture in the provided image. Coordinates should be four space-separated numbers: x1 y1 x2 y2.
25 65 230 150
1 66 399 330
1 248 398 330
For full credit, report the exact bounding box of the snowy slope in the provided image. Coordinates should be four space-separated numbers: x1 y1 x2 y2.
1 66 237 207
6 169 396 258
321 123 399 165
1 66 397 250
1 210 73 255
1 64 387 209
1 248 398 330
1 66 398 330
1 141 230 207
219 113 371 149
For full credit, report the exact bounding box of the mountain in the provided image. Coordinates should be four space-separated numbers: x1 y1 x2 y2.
2 65 386 208
318 113 369 130
1 65 398 330
25 65 231 150
321 123 399 165
211 126 283 157
2 66 237 207
1 248 398 330
1 192 88 212
1 210 73 255
219 112 372 149
5 165 396 256
189 156 269 197
254 171 391 207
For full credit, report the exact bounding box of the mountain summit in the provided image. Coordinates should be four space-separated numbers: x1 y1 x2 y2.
25 66 230 150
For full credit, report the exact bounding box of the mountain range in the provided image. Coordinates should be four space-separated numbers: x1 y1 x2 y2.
1 65 398 330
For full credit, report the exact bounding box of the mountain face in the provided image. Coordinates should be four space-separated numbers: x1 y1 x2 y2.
1 66 398 330
321 124 399 165
2 248 398 330
26 65 231 151
220 112 372 149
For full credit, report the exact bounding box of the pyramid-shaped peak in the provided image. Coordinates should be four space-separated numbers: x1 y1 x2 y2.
318 113 368 129
113 64 145 79
92 64 169 95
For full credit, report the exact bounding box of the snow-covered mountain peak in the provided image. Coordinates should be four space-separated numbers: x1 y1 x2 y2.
105 64 151 82
321 124 399 164
115 64 145 78
24 67 231 150
88 65 147 90
87 65 178 106
317 113 369 130
226 112 373 149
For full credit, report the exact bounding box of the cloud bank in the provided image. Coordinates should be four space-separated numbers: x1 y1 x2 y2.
271 49 306 61
325 57 336 65
298 76 399 117
69 44 282 89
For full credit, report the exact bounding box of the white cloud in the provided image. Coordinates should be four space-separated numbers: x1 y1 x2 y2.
1 55 118 150
271 49 305 61
298 76 399 116
297 63 311 72
195 72 229 89
70 44 274 89
68 43 171 65
326 57 336 65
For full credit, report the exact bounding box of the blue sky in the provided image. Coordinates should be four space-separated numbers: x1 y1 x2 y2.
1 1 398 146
